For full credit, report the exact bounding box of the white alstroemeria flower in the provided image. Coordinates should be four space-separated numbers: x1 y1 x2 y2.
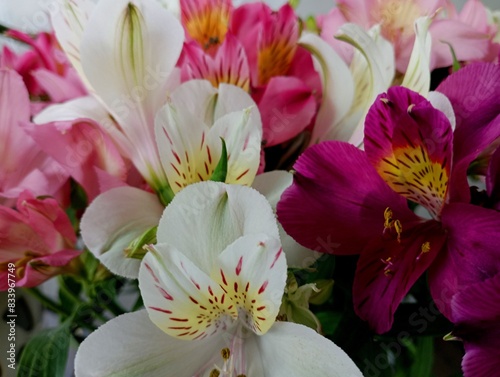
81 80 263 278
75 182 363 377
303 16 435 148
48 0 184 192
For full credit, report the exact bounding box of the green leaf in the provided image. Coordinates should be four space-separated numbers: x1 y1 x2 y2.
209 138 228 182
17 323 71 377
409 337 434 377
288 0 300 9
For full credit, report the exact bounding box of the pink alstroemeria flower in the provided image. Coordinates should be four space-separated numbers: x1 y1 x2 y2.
1 30 86 108
0 68 67 206
450 273 500 377
180 0 322 147
278 63 500 333
334 0 491 72
0 191 80 289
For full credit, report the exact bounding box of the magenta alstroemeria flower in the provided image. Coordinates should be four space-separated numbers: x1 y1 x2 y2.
179 1 322 147
278 63 500 333
451 273 500 377
0 191 80 289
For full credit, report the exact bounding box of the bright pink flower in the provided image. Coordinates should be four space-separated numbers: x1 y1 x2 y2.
451 273 500 377
334 0 491 72
0 68 68 206
1 30 86 106
0 191 80 289
179 2 322 147
278 64 500 333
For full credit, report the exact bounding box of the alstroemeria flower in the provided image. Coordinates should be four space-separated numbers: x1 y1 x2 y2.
451 273 500 377
50 0 184 193
0 68 67 206
1 30 86 107
74 182 363 377
335 0 491 72
278 63 500 333
0 191 80 289
180 1 322 147
81 79 263 277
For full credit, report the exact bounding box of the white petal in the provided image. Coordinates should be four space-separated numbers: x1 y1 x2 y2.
214 83 261 126
252 172 321 268
74 310 227 377
299 33 355 144
80 187 164 278
51 0 96 92
428 91 456 131
247 322 363 377
140 244 236 340
334 24 395 144
156 182 280 275
218 234 286 335
168 80 218 125
402 17 433 97
80 0 184 186
207 109 262 186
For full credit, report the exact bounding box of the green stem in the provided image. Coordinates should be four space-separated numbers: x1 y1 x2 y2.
102 298 126 317
24 287 69 316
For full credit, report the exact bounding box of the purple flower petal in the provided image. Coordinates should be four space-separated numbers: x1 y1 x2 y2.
364 86 453 218
486 146 500 209
437 63 500 203
451 274 500 377
429 203 500 319
353 221 446 334
277 141 418 255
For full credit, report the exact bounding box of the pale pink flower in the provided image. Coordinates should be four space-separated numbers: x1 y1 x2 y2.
0 191 80 289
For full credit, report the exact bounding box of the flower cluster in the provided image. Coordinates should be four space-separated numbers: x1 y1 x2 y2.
1 0 499 376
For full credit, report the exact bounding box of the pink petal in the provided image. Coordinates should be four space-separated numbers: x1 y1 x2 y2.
316 8 353 63
13 249 81 288
257 76 316 147
24 120 126 201
429 19 490 70
31 68 86 103
277 141 419 255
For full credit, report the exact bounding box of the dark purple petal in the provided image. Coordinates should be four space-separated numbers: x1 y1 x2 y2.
461 344 500 377
437 63 500 203
277 141 419 255
353 221 446 334
486 146 500 209
452 273 500 324
429 203 500 319
451 274 500 377
364 86 453 218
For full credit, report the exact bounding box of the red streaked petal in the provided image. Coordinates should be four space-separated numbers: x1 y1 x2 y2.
139 244 237 341
365 86 453 218
217 234 286 335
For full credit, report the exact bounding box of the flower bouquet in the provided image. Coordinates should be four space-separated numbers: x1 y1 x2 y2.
1 0 500 376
